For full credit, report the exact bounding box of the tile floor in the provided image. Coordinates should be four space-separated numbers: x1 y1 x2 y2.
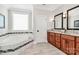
19 43 66 55
1 43 66 55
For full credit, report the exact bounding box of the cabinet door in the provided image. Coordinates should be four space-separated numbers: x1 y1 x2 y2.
50 35 54 44
68 40 75 55
61 37 66 51
76 37 79 55
61 35 75 55
56 42 61 48
55 33 61 48
55 34 61 42
61 39 69 54
47 32 55 46
76 51 79 55
47 32 50 43
65 40 69 54
50 33 55 45
76 38 79 51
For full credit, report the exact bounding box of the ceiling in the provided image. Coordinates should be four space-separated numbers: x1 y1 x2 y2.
34 4 63 11
1 4 33 10
1 4 63 11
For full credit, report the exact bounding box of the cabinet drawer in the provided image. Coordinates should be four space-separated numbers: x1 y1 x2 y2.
50 32 54 35
56 33 61 37
47 32 50 35
61 35 75 40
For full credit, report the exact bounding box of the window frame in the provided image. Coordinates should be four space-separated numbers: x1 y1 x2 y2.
8 9 32 32
0 13 5 29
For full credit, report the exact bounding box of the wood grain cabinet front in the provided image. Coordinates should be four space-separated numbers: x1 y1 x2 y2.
55 33 61 48
68 39 75 55
47 32 50 43
47 32 55 46
50 32 56 45
61 35 75 55
76 37 79 55
76 50 79 55
47 32 76 55
61 36 69 54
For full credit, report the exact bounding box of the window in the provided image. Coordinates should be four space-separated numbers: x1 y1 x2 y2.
0 14 5 28
12 13 29 30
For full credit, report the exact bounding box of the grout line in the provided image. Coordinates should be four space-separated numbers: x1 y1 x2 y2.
0 32 33 37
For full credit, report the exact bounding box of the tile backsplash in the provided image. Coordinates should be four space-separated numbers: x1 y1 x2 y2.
49 29 79 34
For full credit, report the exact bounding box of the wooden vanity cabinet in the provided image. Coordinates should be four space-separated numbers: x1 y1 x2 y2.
47 32 51 43
61 34 75 55
47 32 61 48
61 35 68 54
76 37 79 55
55 33 61 49
47 32 56 46
47 32 76 55
50 32 56 45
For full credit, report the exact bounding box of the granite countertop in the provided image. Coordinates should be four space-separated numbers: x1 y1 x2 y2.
47 30 79 37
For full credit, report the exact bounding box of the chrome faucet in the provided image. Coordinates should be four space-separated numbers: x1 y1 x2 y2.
64 29 67 33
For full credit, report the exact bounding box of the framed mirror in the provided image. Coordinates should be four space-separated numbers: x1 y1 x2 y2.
54 12 64 29
67 5 79 30
0 14 5 28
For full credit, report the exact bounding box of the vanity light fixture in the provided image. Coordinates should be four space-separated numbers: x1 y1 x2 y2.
49 16 54 22
63 13 67 19
50 18 54 21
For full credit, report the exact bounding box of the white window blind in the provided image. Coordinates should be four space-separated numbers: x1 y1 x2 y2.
12 13 29 30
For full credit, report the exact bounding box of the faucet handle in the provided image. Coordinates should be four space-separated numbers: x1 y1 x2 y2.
64 29 67 33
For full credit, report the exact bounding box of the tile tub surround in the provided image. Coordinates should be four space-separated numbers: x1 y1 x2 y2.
0 32 33 54
0 32 33 37
0 32 33 48
0 40 34 54
1 41 34 55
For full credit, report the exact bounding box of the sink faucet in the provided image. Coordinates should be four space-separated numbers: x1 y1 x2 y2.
64 29 67 33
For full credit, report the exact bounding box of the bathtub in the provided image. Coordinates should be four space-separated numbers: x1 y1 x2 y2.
0 33 34 51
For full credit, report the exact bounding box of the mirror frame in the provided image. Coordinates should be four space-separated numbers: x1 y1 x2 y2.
0 14 5 29
54 12 64 30
67 5 79 30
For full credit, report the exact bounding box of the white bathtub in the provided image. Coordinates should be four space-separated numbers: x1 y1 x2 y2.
0 33 33 50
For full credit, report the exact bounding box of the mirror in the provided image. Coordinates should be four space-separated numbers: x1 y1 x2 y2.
54 12 64 29
0 14 5 28
67 5 79 30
